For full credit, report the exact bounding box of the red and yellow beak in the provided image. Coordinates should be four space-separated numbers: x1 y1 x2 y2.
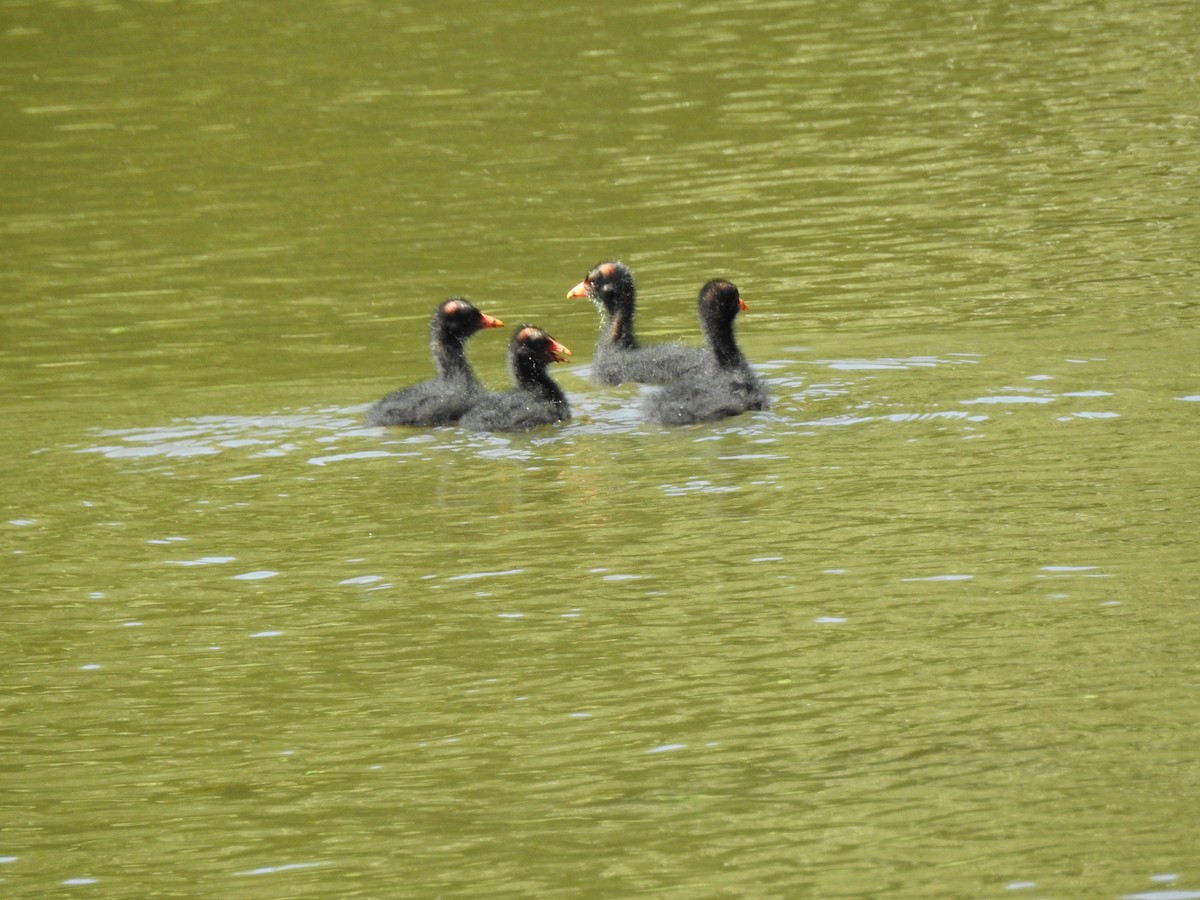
479 313 504 329
547 337 572 363
738 296 749 312
566 280 590 300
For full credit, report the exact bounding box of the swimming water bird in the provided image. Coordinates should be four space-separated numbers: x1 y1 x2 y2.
567 260 707 385
459 325 573 432
643 280 768 425
365 297 503 426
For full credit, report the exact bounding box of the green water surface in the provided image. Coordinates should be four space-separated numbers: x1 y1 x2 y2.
2 1 1198 897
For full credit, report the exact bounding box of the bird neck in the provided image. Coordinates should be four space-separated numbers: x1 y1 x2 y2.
707 319 746 370
514 356 566 404
431 333 472 380
605 308 638 350
598 278 639 350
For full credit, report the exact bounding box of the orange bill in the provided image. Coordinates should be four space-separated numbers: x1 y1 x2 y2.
547 337 572 363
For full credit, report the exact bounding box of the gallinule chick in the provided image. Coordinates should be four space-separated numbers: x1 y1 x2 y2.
567 260 707 385
644 280 768 425
460 325 572 432
365 297 503 426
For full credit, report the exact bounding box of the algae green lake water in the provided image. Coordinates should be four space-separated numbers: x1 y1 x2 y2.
2 1 1198 897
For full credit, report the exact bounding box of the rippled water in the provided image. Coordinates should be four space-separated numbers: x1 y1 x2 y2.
3 0 1198 897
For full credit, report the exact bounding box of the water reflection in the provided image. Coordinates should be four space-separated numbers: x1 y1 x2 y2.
67 344 1133 474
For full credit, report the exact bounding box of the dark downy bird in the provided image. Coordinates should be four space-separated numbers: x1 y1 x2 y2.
567 260 707 385
365 297 504 426
459 325 573 432
644 280 768 426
